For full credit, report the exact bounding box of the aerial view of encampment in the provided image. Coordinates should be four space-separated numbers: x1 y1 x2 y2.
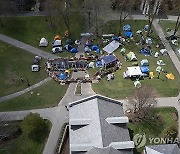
0 0 180 154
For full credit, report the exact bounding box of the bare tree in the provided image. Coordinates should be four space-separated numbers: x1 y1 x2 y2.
173 14 180 36
0 0 17 27
110 0 133 35
127 86 157 122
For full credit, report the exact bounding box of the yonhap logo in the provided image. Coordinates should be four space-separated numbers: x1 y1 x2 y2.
133 133 147 148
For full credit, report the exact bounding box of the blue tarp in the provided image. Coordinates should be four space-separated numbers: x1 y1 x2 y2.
58 73 67 80
71 48 78 53
124 31 133 38
92 45 98 50
140 66 150 74
123 25 131 31
102 55 118 65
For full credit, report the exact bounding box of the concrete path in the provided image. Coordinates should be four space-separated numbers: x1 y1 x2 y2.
0 34 58 59
153 19 180 74
0 77 52 103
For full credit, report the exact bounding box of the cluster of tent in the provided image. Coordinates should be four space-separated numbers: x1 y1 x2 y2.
84 41 100 54
39 35 79 54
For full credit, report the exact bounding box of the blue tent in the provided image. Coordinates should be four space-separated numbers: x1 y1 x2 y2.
92 45 98 50
96 48 100 54
102 55 118 65
112 36 119 41
140 48 151 56
65 44 72 51
125 31 133 38
140 66 150 74
96 61 103 68
58 73 67 80
123 25 131 31
71 48 78 53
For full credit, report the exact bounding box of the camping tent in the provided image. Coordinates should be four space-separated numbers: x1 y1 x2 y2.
102 40 120 54
54 35 61 40
140 47 152 56
84 46 91 53
166 73 175 80
157 60 165 66
126 52 137 61
53 40 62 47
91 45 98 50
160 49 168 55
39 37 48 47
140 66 150 74
143 25 149 31
146 38 152 44
65 44 72 51
123 25 131 31
120 48 126 53
123 66 143 78
89 62 95 68
58 73 67 80
134 80 141 88
101 54 118 67
52 47 62 53
141 59 149 66
96 61 103 68
124 31 133 38
66 38 73 45
71 48 78 53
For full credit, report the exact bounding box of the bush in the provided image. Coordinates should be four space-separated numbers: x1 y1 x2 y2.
163 126 178 142
21 113 48 142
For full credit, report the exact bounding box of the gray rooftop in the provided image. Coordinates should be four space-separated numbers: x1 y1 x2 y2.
145 144 180 154
69 95 134 154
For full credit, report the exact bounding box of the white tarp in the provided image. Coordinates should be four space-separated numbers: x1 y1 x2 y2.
103 40 120 54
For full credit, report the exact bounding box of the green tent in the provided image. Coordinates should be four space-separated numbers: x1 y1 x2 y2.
126 52 137 61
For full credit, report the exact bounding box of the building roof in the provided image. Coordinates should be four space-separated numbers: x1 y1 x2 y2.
145 144 180 154
69 95 134 154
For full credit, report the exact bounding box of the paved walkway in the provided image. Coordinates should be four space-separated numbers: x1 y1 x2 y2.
0 77 52 103
0 34 58 59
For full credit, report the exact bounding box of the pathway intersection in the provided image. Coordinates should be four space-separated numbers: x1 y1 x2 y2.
0 14 179 154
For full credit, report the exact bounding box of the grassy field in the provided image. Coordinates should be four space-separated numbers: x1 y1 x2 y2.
0 120 51 154
0 41 48 97
0 80 68 111
0 13 85 57
128 107 178 153
88 20 180 99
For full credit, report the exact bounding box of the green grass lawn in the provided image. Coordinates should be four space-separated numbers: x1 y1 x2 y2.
88 20 180 99
128 107 178 153
0 80 68 111
0 13 85 57
0 120 51 154
0 41 48 97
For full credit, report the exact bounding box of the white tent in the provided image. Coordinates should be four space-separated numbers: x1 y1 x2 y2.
123 66 143 78
103 40 120 54
159 49 168 55
52 47 63 53
39 37 48 47
32 65 40 72
53 40 62 47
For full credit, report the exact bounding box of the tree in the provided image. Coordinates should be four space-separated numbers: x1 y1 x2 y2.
173 14 180 36
0 0 17 27
21 113 48 142
128 86 157 122
110 0 133 35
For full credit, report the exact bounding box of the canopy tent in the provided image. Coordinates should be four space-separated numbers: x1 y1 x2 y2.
126 52 137 61
123 24 131 31
166 73 175 80
141 59 149 66
53 40 62 47
71 48 78 53
103 40 120 54
140 66 150 74
52 47 62 53
124 31 133 38
123 66 143 78
101 54 118 66
54 35 61 40
160 49 168 55
39 37 48 47
134 80 141 88
58 73 67 80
